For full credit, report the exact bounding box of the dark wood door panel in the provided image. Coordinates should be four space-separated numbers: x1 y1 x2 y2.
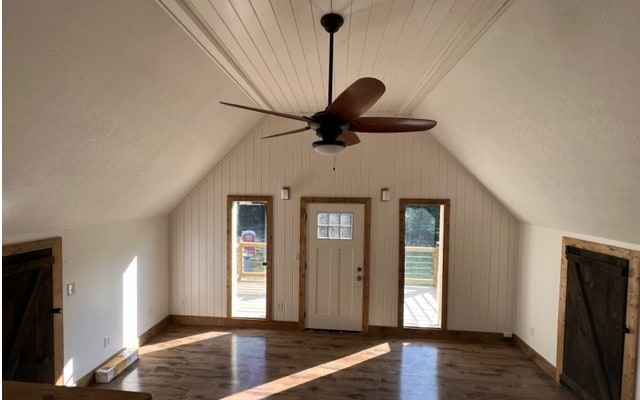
2 251 55 383
562 246 629 400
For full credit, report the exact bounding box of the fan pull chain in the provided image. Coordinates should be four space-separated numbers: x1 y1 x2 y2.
333 156 336 171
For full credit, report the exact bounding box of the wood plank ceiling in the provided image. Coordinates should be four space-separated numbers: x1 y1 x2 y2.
158 0 511 115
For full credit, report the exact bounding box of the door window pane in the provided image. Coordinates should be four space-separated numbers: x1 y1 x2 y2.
318 226 329 239
340 213 352 225
316 212 353 240
329 213 340 225
318 213 329 225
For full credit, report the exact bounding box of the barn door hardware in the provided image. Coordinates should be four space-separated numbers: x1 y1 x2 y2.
616 324 631 334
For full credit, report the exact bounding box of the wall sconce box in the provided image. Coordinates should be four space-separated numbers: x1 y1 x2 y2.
381 188 391 202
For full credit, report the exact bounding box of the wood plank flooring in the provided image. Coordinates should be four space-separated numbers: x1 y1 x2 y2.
95 325 577 400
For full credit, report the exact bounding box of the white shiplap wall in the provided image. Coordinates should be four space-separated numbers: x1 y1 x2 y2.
170 116 519 333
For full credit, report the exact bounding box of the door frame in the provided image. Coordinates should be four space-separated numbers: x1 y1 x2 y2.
299 197 371 332
2 237 64 385
397 199 450 330
556 237 640 399
226 195 274 320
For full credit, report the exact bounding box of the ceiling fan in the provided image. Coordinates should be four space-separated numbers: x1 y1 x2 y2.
220 13 437 155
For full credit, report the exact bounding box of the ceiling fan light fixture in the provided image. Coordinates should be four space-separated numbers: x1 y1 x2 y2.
219 12 438 153
312 140 346 155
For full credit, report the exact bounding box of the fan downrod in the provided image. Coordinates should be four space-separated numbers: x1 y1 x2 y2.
320 13 344 33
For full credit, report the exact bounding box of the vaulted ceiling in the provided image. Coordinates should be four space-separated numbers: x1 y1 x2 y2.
3 0 262 235
157 0 509 114
416 0 640 244
4 0 640 244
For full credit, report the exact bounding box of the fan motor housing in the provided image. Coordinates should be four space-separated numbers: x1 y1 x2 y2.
310 112 347 141
320 13 344 34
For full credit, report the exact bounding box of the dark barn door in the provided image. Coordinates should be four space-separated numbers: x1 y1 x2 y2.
2 248 56 383
561 246 629 400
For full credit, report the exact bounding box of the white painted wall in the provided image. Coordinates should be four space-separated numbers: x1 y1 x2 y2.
3 216 169 385
515 224 640 374
170 116 519 332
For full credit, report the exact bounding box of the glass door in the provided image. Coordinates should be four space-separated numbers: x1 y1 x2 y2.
399 199 449 329
228 196 272 319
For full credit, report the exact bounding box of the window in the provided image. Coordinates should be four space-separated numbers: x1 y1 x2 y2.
317 212 353 240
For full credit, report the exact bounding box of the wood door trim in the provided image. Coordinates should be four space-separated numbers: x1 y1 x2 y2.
299 197 371 333
226 195 274 320
3 237 63 385
556 237 640 399
398 199 450 330
3 256 55 277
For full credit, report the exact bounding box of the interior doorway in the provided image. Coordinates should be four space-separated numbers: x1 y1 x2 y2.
557 237 640 399
299 197 371 332
2 237 63 384
227 196 273 320
398 199 449 329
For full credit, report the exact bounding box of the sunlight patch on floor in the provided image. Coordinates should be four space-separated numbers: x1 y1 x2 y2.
221 342 391 400
138 331 230 356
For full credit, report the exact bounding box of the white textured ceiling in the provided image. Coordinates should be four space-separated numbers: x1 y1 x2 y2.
415 0 640 244
3 0 261 236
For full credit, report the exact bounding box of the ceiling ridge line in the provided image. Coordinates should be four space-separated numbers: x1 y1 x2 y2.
408 0 511 111
396 0 476 114
399 0 513 115
205 0 287 111
155 0 271 109
228 1 297 112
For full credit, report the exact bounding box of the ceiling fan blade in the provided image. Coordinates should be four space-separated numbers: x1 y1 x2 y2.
349 117 437 133
220 101 308 122
327 78 386 122
337 130 360 146
262 126 310 139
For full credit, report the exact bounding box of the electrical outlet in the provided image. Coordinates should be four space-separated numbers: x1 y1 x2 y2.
67 282 76 296
529 326 535 337
104 336 110 348
278 302 284 311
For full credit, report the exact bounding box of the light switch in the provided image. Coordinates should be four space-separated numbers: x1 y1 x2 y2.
67 282 76 296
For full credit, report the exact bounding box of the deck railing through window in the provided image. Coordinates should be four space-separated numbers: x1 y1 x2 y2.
236 241 267 281
404 246 438 285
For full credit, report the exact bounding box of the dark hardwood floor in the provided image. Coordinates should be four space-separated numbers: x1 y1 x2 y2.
95 324 577 399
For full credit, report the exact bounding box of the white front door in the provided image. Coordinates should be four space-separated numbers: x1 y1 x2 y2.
306 203 364 331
